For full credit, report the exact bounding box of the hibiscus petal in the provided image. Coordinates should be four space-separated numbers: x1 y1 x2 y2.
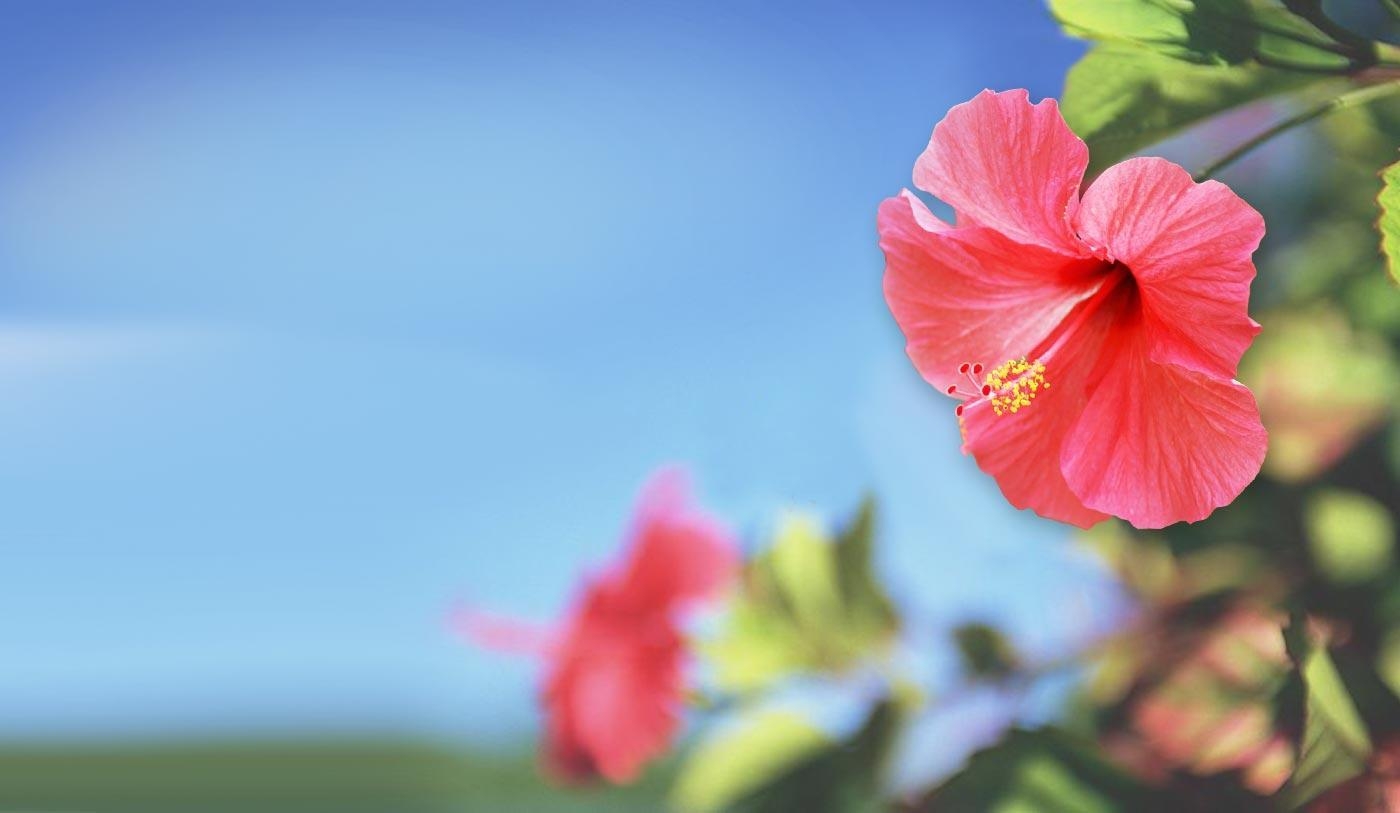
557 631 683 784
962 394 1111 529
451 604 557 656
1075 157 1264 379
959 289 1120 529
913 89 1088 255
1062 320 1267 529
616 466 737 611
879 190 1104 394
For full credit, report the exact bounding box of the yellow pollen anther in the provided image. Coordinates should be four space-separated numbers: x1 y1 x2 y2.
983 357 1048 416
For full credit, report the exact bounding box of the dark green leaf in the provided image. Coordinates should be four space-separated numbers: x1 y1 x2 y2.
952 622 1019 680
921 728 1162 812
1062 44 1318 176
834 496 898 639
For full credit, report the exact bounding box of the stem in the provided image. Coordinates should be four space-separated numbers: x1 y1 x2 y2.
1194 79 1400 180
1385 0 1400 23
1284 0 1376 52
1253 52 1362 75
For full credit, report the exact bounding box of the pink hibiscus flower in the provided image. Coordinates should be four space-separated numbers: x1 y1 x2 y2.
878 89 1268 529
458 467 737 783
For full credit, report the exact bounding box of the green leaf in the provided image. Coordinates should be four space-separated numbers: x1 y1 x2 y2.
766 511 845 629
952 622 1019 680
672 702 902 813
702 600 813 692
833 497 898 638
1278 618 1374 809
921 728 1161 812
1049 0 1352 68
706 501 899 693
1380 155 1400 284
1062 44 1317 176
670 710 832 813
1304 489 1395 584
1050 0 1259 65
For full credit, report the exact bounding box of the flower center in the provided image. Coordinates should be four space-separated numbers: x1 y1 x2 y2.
945 357 1049 417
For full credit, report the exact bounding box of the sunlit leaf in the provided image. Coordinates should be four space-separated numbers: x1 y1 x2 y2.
1380 156 1400 284
706 501 898 693
670 710 831 813
702 601 812 693
673 702 901 813
766 511 845 630
1062 44 1315 175
920 728 1160 812
1049 0 1258 65
1304 490 1395 584
1278 619 1374 809
1049 0 1350 68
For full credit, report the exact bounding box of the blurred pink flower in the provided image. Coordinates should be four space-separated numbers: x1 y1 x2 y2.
1125 605 1293 795
458 467 737 784
878 89 1267 529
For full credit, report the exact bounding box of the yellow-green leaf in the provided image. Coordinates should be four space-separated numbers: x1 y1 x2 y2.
1048 0 1351 69
1380 156 1400 284
1050 0 1257 65
1305 489 1395 584
1279 619 1374 809
671 710 831 813
705 501 898 694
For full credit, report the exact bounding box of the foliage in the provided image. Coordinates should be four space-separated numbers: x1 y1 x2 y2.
705 499 897 694
671 710 834 813
919 728 1165 812
1049 0 1347 67
702 702 901 813
1277 618 1375 808
1061 44 1314 177
1381 156 1400 284
484 1 1400 810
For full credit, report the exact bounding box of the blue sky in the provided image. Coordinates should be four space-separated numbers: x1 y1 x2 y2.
0 0 1125 743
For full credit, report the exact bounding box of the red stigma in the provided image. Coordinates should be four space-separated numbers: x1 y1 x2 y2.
972 363 983 375
958 362 970 374
981 384 992 396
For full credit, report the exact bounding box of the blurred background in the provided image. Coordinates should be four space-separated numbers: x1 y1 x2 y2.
0 1 1134 809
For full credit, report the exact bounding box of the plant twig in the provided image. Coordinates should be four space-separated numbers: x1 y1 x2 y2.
1253 52 1363 75
1195 80 1400 180
1283 0 1377 59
